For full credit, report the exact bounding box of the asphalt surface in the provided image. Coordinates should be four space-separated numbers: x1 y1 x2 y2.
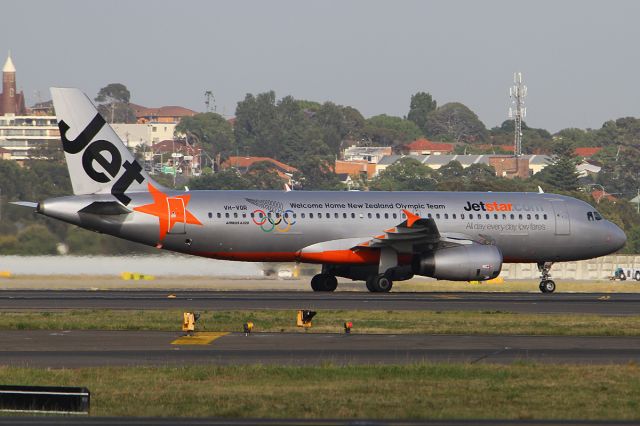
0 290 638 314
0 330 639 367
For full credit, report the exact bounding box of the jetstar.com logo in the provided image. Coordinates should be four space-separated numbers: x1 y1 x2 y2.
133 183 202 241
464 201 513 212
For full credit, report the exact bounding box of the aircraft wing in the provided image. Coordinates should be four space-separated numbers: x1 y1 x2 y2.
355 209 474 254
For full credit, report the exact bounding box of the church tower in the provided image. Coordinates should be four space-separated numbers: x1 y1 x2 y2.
2 53 17 115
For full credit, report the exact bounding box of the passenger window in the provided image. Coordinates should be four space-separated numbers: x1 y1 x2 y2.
310 213 314 219
267 212 272 218
301 213 306 218
427 213 432 218
543 214 548 220
518 214 523 220
502 214 506 220
351 213 356 219
452 214 456 219
318 213 322 219
486 214 490 219
217 213 222 219
242 213 246 218
393 213 397 219
293 213 297 219
526 214 531 220
343 213 347 219
510 214 514 220
494 214 498 219
335 213 339 219
234 212 238 218
535 214 539 220
384 213 389 219
376 213 380 219
444 213 448 219
461 213 465 219
208 212 212 219
401 213 406 219
225 213 230 218
436 213 440 219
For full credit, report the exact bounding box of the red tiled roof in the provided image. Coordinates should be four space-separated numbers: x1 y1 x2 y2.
223 156 298 173
574 147 602 158
405 138 454 152
130 103 197 118
591 190 617 202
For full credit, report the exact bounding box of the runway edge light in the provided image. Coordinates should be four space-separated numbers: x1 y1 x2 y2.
296 310 316 328
243 321 254 336
344 321 353 334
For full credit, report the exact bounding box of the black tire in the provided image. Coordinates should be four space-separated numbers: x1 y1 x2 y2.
544 280 556 293
539 281 547 293
369 274 393 293
635 272 640 282
365 276 375 292
620 272 626 281
310 274 337 292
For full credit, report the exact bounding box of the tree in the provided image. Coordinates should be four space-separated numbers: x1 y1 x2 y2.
535 143 580 191
245 161 287 190
425 102 487 143
175 112 234 170
94 83 136 123
597 146 640 199
188 169 252 190
407 92 436 135
363 115 423 147
369 157 438 191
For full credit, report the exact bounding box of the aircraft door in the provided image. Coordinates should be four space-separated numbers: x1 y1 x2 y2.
167 197 186 234
551 200 570 235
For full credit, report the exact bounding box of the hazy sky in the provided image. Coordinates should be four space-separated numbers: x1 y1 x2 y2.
2 0 639 132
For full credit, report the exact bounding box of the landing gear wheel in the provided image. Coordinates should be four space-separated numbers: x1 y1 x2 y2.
310 274 337 292
539 279 555 293
635 272 640 282
366 274 393 293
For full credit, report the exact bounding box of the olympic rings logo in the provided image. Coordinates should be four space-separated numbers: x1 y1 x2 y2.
251 209 296 233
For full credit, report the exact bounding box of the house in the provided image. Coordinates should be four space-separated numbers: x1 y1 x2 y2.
222 156 298 186
574 147 602 158
342 145 392 163
130 104 197 124
404 138 454 155
334 160 377 179
576 161 602 178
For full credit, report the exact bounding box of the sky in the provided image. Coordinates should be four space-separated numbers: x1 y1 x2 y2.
2 0 639 133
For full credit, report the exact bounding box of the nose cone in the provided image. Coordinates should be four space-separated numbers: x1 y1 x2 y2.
605 222 627 253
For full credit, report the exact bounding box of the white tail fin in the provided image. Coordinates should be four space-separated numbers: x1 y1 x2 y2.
51 87 156 206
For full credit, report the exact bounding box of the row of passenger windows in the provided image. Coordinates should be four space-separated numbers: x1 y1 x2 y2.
206 211 549 221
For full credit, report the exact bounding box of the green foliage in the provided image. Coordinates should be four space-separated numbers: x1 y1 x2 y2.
535 144 580 191
94 83 136 123
189 169 253 190
597 146 640 199
363 114 423 147
370 157 438 191
407 92 437 135
175 112 234 169
14 225 58 255
490 120 553 154
425 102 487 143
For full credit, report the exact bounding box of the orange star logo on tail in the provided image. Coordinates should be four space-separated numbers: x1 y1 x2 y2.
133 183 202 241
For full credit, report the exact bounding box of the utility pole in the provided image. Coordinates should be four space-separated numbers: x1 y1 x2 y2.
509 72 527 157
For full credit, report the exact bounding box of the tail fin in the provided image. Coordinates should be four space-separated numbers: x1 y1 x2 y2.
50 87 158 206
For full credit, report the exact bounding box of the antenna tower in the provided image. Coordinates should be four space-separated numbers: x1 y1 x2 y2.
508 72 527 157
204 90 216 113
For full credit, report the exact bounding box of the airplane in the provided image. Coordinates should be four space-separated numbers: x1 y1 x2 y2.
13 88 627 293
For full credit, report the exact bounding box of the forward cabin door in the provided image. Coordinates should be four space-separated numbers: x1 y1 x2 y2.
551 200 571 235
167 197 186 234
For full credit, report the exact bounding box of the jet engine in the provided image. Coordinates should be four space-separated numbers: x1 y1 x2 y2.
412 244 502 281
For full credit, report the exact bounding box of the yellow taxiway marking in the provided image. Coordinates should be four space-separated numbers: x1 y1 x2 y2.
171 332 229 345
598 295 611 301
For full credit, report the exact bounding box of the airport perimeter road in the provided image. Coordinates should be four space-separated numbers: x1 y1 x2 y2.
0 330 640 367
0 290 638 314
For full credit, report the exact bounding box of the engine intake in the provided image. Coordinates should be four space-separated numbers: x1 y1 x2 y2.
412 244 502 281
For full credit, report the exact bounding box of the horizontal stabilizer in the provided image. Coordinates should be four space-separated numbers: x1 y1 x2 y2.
10 201 39 209
78 201 131 215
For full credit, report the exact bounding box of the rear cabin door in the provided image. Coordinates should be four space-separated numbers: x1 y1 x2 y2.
167 197 186 234
551 200 571 235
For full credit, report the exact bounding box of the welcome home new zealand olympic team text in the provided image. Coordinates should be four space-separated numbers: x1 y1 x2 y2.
289 202 446 210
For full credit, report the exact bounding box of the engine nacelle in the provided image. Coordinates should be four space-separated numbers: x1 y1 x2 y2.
412 244 502 281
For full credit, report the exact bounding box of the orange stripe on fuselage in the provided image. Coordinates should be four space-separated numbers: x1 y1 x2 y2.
198 249 414 265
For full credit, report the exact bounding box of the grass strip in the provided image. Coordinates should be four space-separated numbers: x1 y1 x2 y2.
1 309 640 336
0 363 638 419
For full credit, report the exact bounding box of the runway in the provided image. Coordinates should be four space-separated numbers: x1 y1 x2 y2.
0 330 639 367
0 290 638 314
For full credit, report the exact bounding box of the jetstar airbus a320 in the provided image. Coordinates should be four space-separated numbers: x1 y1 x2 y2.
14 88 627 293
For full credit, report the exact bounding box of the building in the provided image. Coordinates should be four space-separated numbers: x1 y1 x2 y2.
574 147 602 158
0 54 26 116
488 156 530 179
403 138 454 155
343 145 392 163
222 156 298 186
111 123 178 149
0 54 60 161
576 161 601 178
151 139 202 177
334 160 377 179
130 104 197 124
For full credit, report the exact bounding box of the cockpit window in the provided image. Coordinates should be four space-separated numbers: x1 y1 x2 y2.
594 211 602 221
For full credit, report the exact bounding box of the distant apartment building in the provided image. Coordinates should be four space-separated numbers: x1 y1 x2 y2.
0 54 59 161
130 104 197 124
222 156 298 186
342 145 392 163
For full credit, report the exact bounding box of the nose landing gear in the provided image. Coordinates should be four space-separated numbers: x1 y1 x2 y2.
538 262 555 293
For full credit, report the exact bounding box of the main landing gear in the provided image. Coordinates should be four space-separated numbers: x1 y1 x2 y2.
310 273 338 292
538 262 556 293
366 274 393 293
